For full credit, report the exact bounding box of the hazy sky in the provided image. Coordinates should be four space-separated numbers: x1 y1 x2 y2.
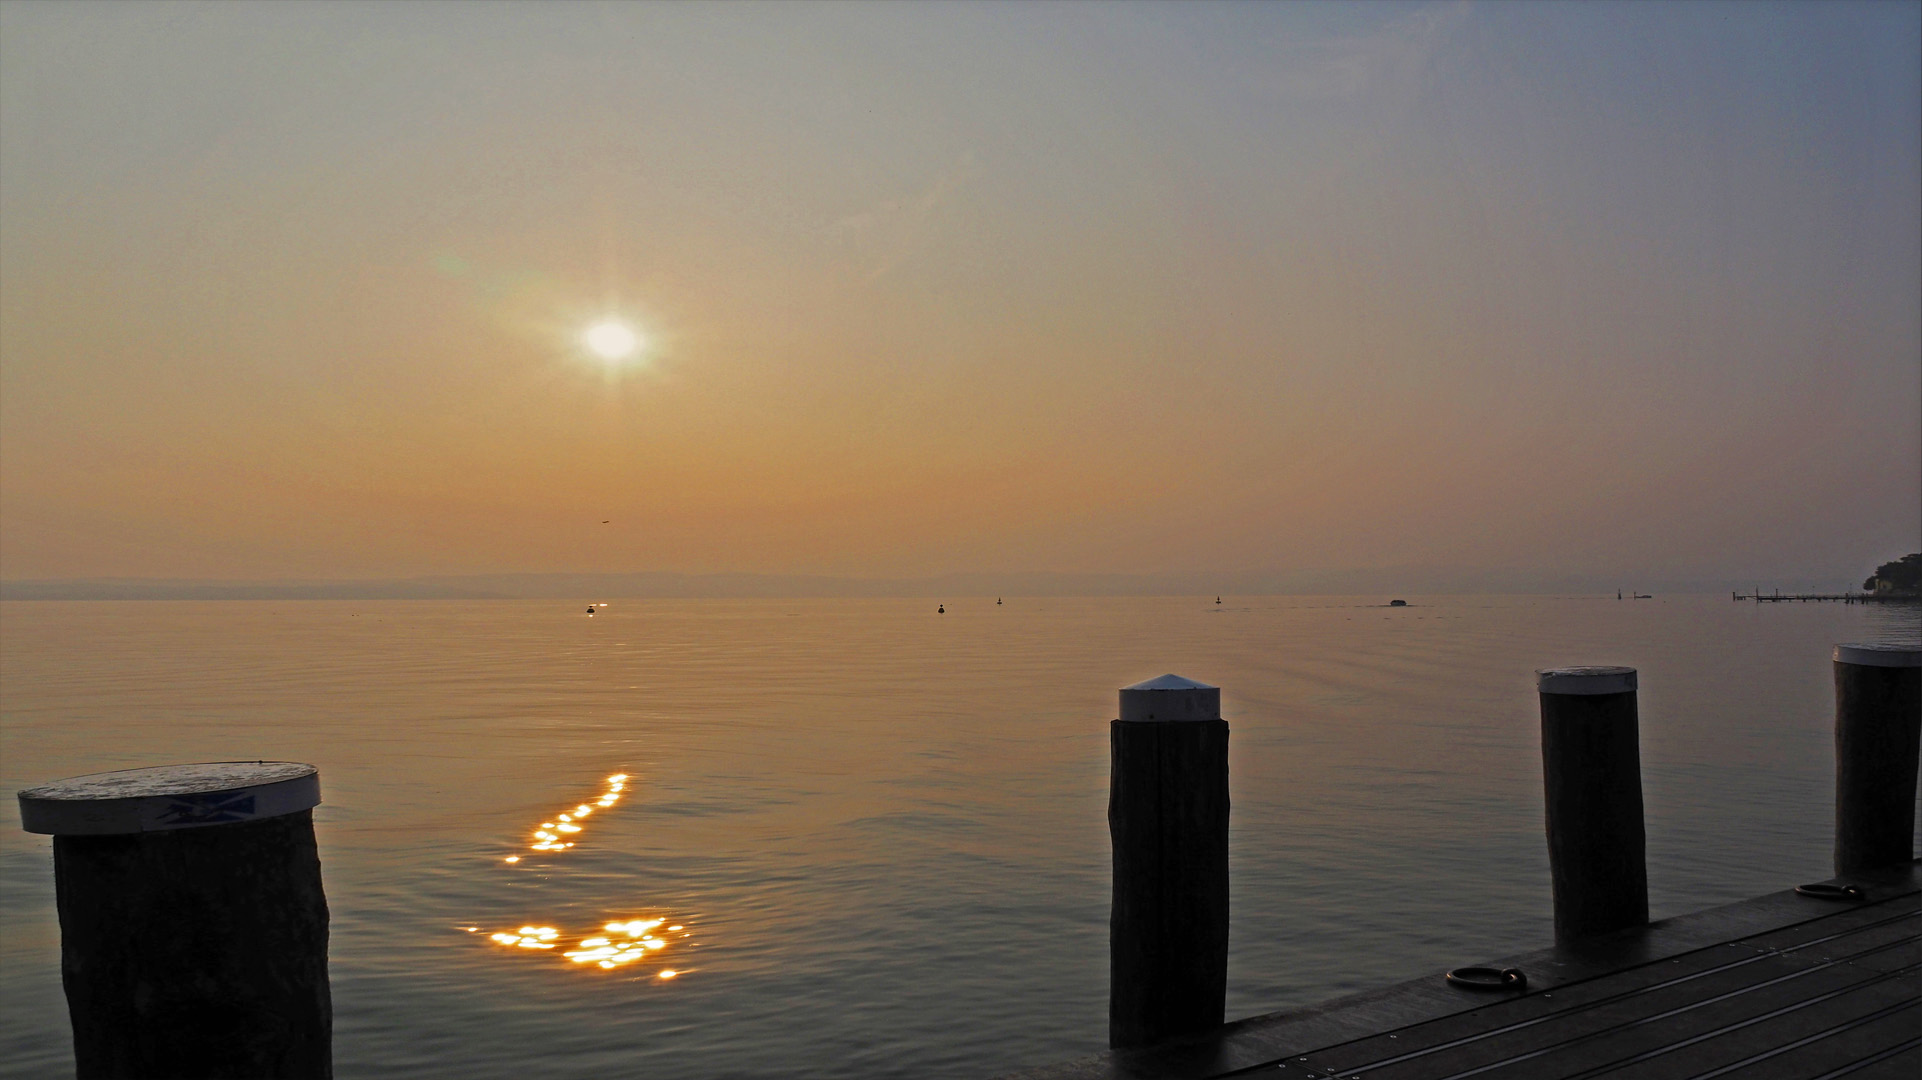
2 1 1916 587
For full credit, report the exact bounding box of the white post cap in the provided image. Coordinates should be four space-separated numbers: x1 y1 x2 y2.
1537 666 1638 696
17 762 320 836
1119 674 1220 722
1834 643 1922 668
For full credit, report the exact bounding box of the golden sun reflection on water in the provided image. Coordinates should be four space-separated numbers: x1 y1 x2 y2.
480 770 698 980
508 773 628 861
484 917 697 978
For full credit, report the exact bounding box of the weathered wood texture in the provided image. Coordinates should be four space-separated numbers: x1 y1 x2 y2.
1835 662 1922 876
1278 889 1920 1080
55 810 331 1079
993 861 1919 1080
1110 718 1230 1048
1541 690 1649 941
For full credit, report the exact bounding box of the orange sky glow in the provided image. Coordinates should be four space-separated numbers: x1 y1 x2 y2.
2 3 1916 590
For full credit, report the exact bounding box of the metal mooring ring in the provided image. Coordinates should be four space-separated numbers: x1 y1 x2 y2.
1795 882 1868 902
1445 967 1527 992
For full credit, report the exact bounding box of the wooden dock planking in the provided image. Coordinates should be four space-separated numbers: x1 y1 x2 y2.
1820 1042 1922 1080
995 862 1920 1080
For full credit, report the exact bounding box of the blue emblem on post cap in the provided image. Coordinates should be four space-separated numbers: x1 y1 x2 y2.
17 762 320 836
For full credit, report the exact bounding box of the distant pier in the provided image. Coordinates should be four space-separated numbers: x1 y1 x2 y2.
1733 591 1915 604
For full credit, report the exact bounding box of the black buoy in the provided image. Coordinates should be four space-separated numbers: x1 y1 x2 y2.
1214 596 1221 604
586 606 595 614
1389 599 1407 607
937 604 945 614
997 597 1002 605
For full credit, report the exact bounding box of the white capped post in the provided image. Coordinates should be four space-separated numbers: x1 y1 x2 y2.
18 762 330 1079
1536 666 1648 941
1832 644 1922 875
1109 674 1229 1047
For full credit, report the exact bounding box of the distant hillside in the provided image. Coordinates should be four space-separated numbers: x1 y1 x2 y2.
0 579 506 601
1863 553 1922 597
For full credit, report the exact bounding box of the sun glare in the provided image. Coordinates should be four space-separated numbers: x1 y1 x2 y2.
583 320 639 361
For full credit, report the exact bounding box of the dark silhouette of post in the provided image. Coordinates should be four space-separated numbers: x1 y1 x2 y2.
1833 644 1922 876
1538 667 1648 941
1109 674 1229 1048
18 762 331 1079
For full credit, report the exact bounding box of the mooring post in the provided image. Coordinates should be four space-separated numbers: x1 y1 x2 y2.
1109 674 1229 1049
1833 644 1922 876
17 762 331 1079
1538 667 1648 941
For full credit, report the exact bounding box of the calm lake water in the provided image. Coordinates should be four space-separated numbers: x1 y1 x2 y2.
1 594 1916 1078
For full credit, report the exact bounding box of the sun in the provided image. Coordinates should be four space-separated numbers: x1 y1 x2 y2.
582 320 640 361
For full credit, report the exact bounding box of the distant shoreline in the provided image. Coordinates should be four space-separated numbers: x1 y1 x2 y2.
0 574 1884 602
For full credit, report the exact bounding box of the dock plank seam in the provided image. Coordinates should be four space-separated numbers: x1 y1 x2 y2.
990 863 1921 1080
1477 964 1919 1080
1808 1034 1922 1080
1689 1001 1921 1080
1290 934 1916 1079
1286 904 1920 1080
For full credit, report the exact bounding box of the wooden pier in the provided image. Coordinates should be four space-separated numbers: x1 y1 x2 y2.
1001 647 1920 1080
998 861 1920 1080
1731 592 1914 604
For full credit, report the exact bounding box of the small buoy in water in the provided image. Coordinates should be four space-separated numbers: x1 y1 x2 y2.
996 597 1002 605
1215 596 1222 604
587 606 596 614
1389 599 1407 607
937 604 945 614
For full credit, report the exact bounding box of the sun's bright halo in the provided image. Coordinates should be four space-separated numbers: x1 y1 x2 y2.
583 320 639 360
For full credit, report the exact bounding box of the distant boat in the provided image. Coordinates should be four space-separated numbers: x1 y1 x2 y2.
1389 599 1407 607
1634 593 1653 599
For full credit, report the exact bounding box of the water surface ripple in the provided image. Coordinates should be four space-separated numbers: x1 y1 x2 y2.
1 595 1914 1078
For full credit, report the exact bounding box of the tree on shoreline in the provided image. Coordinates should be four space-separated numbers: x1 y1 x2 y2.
1863 553 1922 596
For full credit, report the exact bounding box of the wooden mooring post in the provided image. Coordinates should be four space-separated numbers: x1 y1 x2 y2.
1109 674 1229 1049
1000 656 1922 1079
1833 643 1922 876
1537 666 1648 941
17 762 331 1080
